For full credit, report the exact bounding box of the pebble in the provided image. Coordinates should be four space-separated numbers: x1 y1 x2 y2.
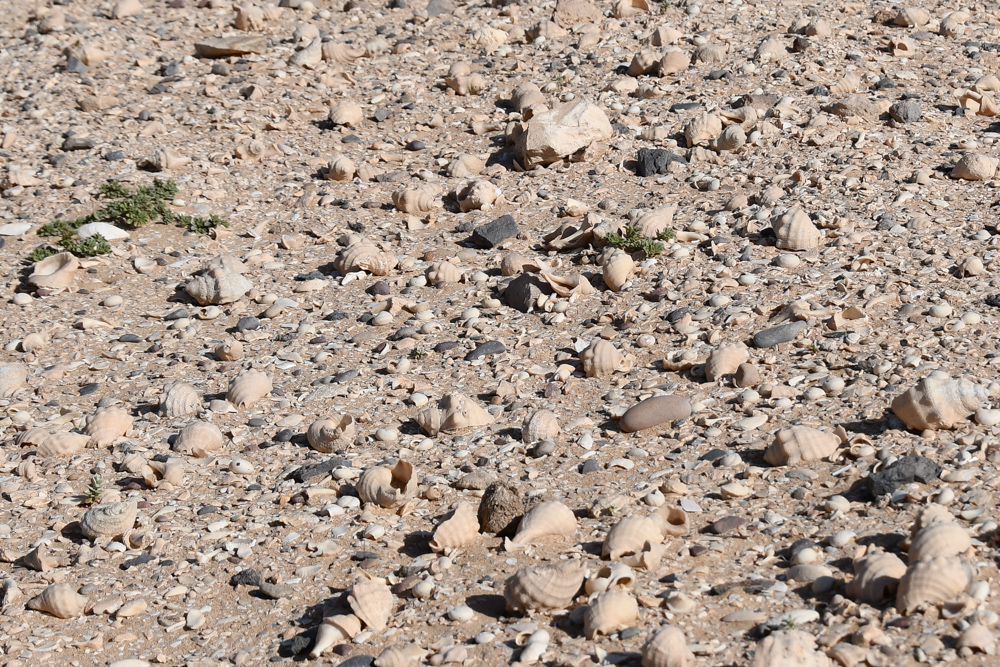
447 605 474 622
619 395 692 432
752 321 806 348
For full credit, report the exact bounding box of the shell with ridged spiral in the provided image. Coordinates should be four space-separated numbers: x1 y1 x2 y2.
159 381 200 418
429 502 480 554
896 555 970 614
845 549 906 605
173 421 224 458
584 591 639 639
357 460 418 509
227 370 271 409
891 372 987 431
771 208 821 251
84 407 132 447
307 416 356 453
27 583 89 619
504 560 585 614
334 240 397 277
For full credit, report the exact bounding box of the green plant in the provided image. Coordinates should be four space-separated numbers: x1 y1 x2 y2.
84 474 105 505
29 233 112 260
605 225 675 257
411 346 428 359
28 246 60 262
659 0 670 12
781 617 797 631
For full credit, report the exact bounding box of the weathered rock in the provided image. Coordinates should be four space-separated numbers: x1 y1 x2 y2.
752 322 806 348
868 456 942 497
619 395 692 433
471 215 519 248
515 99 613 168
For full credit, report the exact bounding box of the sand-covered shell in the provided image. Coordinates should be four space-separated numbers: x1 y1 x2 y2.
289 35 322 67
446 73 488 96
307 416 356 453
173 421 224 457
512 500 577 544
334 240 397 276
642 625 691 667
751 630 831 667
159 381 200 418
84 407 132 446
958 624 996 655
704 343 749 382
429 502 480 554
426 261 463 285
634 206 677 238
603 515 664 560
27 583 89 619
311 614 363 658
416 393 493 436
227 370 271 409
896 555 970 614
325 153 356 181
764 426 841 466
186 268 252 305
659 48 690 75
37 431 91 457
29 252 78 291
456 180 502 212
584 591 639 639
80 500 138 540
215 339 244 361
891 372 987 431
348 574 393 631
603 252 634 292
21 332 47 353
653 506 689 537
522 409 560 443
941 11 971 38
329 101 363 127
504 560 586 613
771 208 821 251
908 521 972 563
322 41 365 63
392 187 440 215
357 460 418 508
0 363 27 398
845 549 906 605
581 340 632 378
684 113 722 147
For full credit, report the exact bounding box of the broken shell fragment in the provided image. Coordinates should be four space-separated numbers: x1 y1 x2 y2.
27 583 89 619
751 630 831 667
215 339 244 361
226 370 272 409
307 416 356 453
584 591 639 639
704 342 749 382
503 560 586 614
426 261 463 285
348 575 393 631
429 502 480 554
37 431 91 457
29 252 79 291
0 363 27 398
652 506 689 538
392 187 441 215
334 239 397 276
185 268 252 305
602 515 664 560
357 460 418 508
891 372 987 431
683 113 722 147
958 624 996 655
456 179 503 212
329 101 363 127
415 393 493 436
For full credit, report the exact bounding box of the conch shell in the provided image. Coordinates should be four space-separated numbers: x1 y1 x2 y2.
581 340 633 378
683 113 722 147
348 573 393 631
325 153 356 181
307 416 356 453
456 180 503 212
704 342 749 382
159 381 200 418
602 515 664 560
215 339 244 361
844 549 906 605
29 252 78 291
426 261 463 285
429 502 480 554
602 251 634 292
227 370 272 409
80 500 138 540
144 148 190 172
392 187 440 215
538 270 596 297
510 500 577 545
771 208 821 251
584 591 639 639
633 206 677 238
84 407 132 447
504 560 586 614
27 583 89 619
957 624 996 656
891 372 987 431
511 82 547 114
415 393 493 436
652 506 689 537
357 460 418 509
329 101 363 127
751 630 830 667
185 268 252 305
334 239 397 276
585 563 635 594
0 363 27 398
642 625 691 667
143 457 185 488
522 409 560 443
310 614 362 659
446 73 488 96
896 555 971 614
763 426 842 466
908 520 972 563
173 421 224 458
36 431 91 457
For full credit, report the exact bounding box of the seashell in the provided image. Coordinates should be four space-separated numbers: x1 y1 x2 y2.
0 363 27 398
289 36 322 68
27 583 89 619
896 555 970 614
144 458 184 488
683 113 722 147
145 148 190 172
226 370 272 409
456 180 502 212
628 49 661 77
426 261 463 285
357 460 418 508
375 643 427 667
649 25 683 46
512 500 577 544
581 340 632 378
538 271 596 297
205 254 246 274
845 549 906 605
511 82 547 114
322 41 365 62
958 624 996 655
751 630 830 667
603 515 664 560
159 382 200 418
891 372 988 431
830 73 862 95
173 421 224 458
940 11 970 38
764 426 841 466
613 0 648 18
15 427 48 449
754 37 787 63
473 26 507 46
348 574 393 631
335 239 397 276
584 591 639 639
586 563 636 594
76 222 129 241
215 339 244 361
392 187 440 214
889 36 916 57
429 502 480 554
504 560 585 614
185 268 252 305
310 614 362 658
952 153 999 181
80 500 138 540
652 506 689 537
23 544 69 572
704 342 749 382
447 154 487 178
642 625 691 667
909 504 953 539
329 101 363 127
84 407 132 447
235 3 266 30
37 431 90 457
692 43 728 64
307 416 356 453
771 208 821 251
894 6 929 27
713 124 746 152
620 541 666 571
21 332 47 353
325 153 356 181
29 252 78 291
415 393 493 436
603 252 634 292
522 410 560 443
659 48 689 75
634 206 677 238
446 73 488 96
908 521 972 563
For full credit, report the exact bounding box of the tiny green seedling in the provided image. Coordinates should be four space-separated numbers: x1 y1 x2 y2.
84 474 105 505
605 225 675 258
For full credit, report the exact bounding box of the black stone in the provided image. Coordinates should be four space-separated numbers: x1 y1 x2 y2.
231 569 262 587
287 457 352 483
104 151 125 161
336 656 375 667
620 627 641 640
889 100 921 123
636 148 687 177
374 109 391 122
752 321 806 348
367 280 390 296
120 553 156 570
710 516 746 534
580 459 601 474
874 77 896 89
148 83 169 95
247 417 267 428
118 334 141 343
211 63 230 76
332 370 358 383
325 311 350 321
275 429 294 442
197 505 219 516
258 581 293 599
707 70 730 80
465 340 506 361
287 634 311 656
62 136 95 151
868 455 942 497
404 140 425 151
700 448 728 462
504 273 547 312
985 294 1000 308
434 341 459 353
665 307 692 323
165 308 189 320
65 56 88 74
79 383 99 395
237 316 260 332
471 215 519 248
531 440 556 457
807 85 830 96
352 551 378 561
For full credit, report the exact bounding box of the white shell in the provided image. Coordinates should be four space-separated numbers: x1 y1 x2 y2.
512 500 577 544
522 410 560 443
584 591 639 639
603 252 634 292
77 222 130 240
159 381 200 418
329 101 363 127
357 460 418 508
84 407 132 447
771 208 821 251
642 625 691 667
186 268 252 305
896 556 970 614
227 370 272 409
504 560 586 614
307 416 356 453
29 253 78 291
80 500 138 540
173 421 224 458
348 574 393 631
429 502 480 554
892 372 988 431
27 583 89 619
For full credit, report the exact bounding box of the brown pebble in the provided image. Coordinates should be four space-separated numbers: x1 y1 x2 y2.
619 395 692 433
734 363 762 388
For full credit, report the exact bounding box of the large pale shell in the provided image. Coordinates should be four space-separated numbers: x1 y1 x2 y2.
613 0 648 18
704 343 749 382
27 583 89 619
289 36 322 68
894 6 930 27
584 591 639 639
307 416 356 453
185 268 252 305
445 73 488 96
603 515 664 560
764 426 841 466
642 625 691 667
909 504 953 539
429 502 480 554
603 252 634 292
159 381 200 418
80 500 138 540
958 624 996 655
173 421 224 458
37 431 91 457
334 240 397 276
357 460 418 508
426 261 463 285
0 363 27 398
751 630 832 667
215 339 244 361
322 42 365 63
522 409 560 443
908 521 972 563
581 340 632 378
84 407 132 447
845 549 906 605
683 113 722 147
29 252 78 291
415 393 493 436
634 206 677 238
348 574 393 631
652 506 689 537
325 153 356 181
891 372 987 431
227 370 272 408
503 560 586 614
771 208 821 251
310 614 363 658
392 187 440 214
628 49 660 77
539 271 596 297
146 148 190 172
512 500 577 544
896 555 970 614
941 11 970 38
456 180 502 212
329 101 363 127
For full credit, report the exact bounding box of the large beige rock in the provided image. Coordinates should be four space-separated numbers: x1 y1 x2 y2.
952 153 999 181
515 99 613 169
822 95 878 119
553 0 601 27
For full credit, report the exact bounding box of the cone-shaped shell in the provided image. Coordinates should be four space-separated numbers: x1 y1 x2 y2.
37 431 90 457
909 521 972 563
456 179 502 212
227 370 271 409
29 252 78 291
584 591 639 639
307 416 356 453
186 268 252 305
0 363 27 398
504 560 585 614
653 506 689 537
764 426 840 466
752 630 831 667
84 407 132 447
310 614 363 658
215 339 244 362
289 36 322 68
27 583 88 619
357 460 418 508
642 625 690 667
603 515 664 560
325 153 356 181
348 575 393 631
513 500 577 544
173 421 224 457
704 343 749 382
329 101 363 127
896 555 970 614
891 372 987 431
159 381 200 418
24 544 69 572
958 624 996 655
771 208 821 251
80 500 138 539
845 550 906 605
147 148 190 171
581 340 630 378
684 113 722 147
334 240 397 276
426 261 463 285
522 409 560 443
429 502 480 554
415 393 493 436
603 252 634 292
634 206 677 238
392 187 440 215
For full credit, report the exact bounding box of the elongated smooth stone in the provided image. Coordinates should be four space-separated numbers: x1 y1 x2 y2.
619 395 691 433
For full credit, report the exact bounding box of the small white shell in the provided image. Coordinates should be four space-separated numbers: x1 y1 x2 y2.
581 340 632 378
185 268 252 305
704 343 749 382
329 101 363 127
602 252 634 292
764 426 841 466
215 339 244 361
512 500 577 544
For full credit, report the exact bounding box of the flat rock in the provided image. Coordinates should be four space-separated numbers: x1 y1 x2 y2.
194 36 267 58
636 148 687 176
710 516 746 534
0 223 33 236
868 455 942 497
752 321 806 348
515 98 613 168
465 340 506 361
619 395 692 433
471 215 519 248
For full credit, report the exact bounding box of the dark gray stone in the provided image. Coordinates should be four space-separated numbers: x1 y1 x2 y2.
504 274 547 312
231 569 262 586
580 459 601 474
336 656 375 667
65 56 88 74
530 439 556 457
889 100 922 123
620 627 641 640
62 136 95 151
752 321 806 348
868 455 942 497
374 108 391 122
104 151 125 161
636 148 687 176
471 215 519 248
465 340 506 361
425 0 454 14
257 581 293 599
237 316 260 332
118 334 141 343
288 457 352 483
435 341 459 353
710 516 746 534
79 383 99 395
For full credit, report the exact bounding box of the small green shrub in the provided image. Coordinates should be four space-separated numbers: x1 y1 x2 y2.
605 225 675 257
